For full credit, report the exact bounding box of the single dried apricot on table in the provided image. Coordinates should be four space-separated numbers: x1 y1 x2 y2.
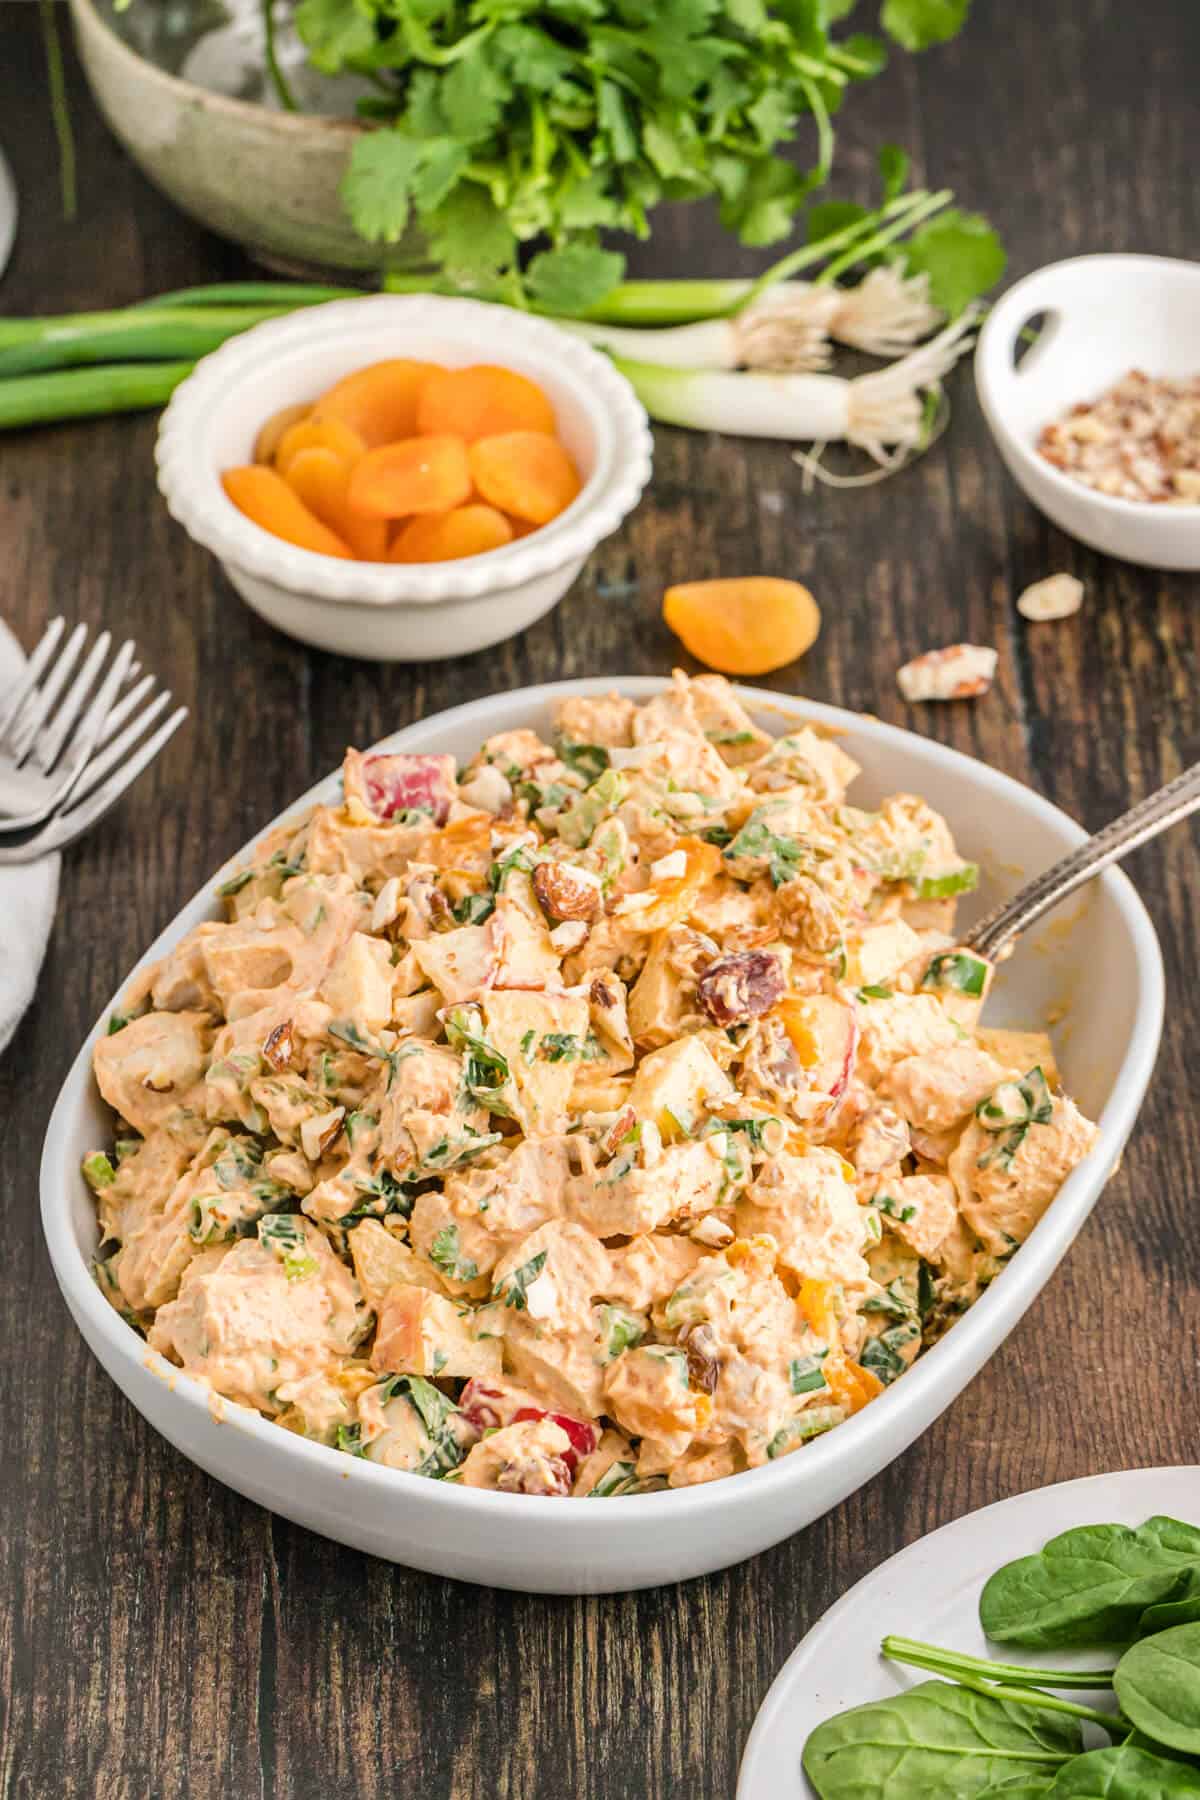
222 466 353 558
417 364 556 441
663 577 821 676
284 447 389 561
347 435 472 519
468 431 581 525
311 359 437 447
391 504 514 563
274 416 366 476
254 402 311 465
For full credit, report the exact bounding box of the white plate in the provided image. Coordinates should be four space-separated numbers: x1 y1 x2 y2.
739 1466 1200 1800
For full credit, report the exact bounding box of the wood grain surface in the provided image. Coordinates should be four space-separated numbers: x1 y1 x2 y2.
2 4 1199 1795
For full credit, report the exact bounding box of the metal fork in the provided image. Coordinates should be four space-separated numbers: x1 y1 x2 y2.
0 618 148 831
964 760 1200 960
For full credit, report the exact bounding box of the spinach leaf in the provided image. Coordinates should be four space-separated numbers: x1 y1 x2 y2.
724 810 806 887
1137 1573 1200 1640
1046 1745 1200 1796
980 1519 1200 1649
1113 1624 1200 1754
803 1678 1082 1798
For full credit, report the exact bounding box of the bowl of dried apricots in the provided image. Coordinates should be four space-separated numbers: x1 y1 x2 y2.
155 295 653 661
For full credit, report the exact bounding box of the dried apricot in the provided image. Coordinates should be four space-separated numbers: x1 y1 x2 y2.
254 402 311 464
347 435 472 519
221 466 353 559
390 503 513 562
468 431 581 525
417 365 556 441
311 359 437 447
284 447 389 560
274 416 366 475
663 577 821 676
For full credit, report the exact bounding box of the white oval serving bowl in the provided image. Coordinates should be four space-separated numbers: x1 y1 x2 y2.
40 678 1163 1594
975 253 1200 570
155 296 653 660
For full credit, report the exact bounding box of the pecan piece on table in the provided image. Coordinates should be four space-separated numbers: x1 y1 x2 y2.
696 949 784 1026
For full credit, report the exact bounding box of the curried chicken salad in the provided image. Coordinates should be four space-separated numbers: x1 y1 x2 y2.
83 674 1098 1498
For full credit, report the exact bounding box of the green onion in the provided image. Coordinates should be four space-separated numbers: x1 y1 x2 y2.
0 361 195 430
0 305 296 378
136 282 365 309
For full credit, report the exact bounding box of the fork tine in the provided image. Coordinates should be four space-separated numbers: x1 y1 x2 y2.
32 629 114 772
0 617 65 745
93 673 156 748
40 637 137 799
0 707 189 866
9 622 89 762
70 687 171 806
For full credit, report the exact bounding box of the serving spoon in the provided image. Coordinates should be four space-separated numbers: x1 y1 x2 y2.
964 760 1200 961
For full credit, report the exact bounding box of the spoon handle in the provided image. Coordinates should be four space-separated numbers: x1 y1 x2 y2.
963 760 1200 961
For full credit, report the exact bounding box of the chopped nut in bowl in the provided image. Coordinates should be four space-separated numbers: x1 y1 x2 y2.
976 254 1200 570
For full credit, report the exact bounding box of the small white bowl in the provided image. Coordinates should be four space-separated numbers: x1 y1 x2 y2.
155 296 653 660
40 679 1163 1594
975 254 1200 570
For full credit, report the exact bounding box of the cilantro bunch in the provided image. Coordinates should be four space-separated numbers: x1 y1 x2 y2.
293 0 974 312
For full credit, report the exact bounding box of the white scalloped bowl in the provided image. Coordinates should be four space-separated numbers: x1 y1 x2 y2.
155 296 653 661
41 680 1163 1594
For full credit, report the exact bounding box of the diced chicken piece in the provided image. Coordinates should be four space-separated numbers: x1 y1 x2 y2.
737 1150 873 1293
466 728 557 781
604 1233 705 1311
319 933 395 1033
848 1103 911 1179
949 1091 1098 1258
377 1039 488 1175
149 925 224 1015
442 1138 570 1258
855 994 962 1085
847 919 924 988
568 1138 726 1238
148 1221 366 1413
604 1344 707 1462
371 1283 502 1381
93 1010 213 1137
881 1043 1011 1134
873 1172 958 1261
456 764 512 816
491 1220 611 1326
747 726 860 803
459 1417 574 1495
552 692 637 748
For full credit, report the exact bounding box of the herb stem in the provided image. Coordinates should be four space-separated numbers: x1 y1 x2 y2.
882 1636 1118 1691
816 187 953 284
40 0 77 221
259 0 299 113
738 189 939 311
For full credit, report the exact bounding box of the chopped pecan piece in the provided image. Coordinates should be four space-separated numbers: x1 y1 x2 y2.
681 1323 720 1394
696 950 785 1026
262 1020 294 1072
532 859 601 921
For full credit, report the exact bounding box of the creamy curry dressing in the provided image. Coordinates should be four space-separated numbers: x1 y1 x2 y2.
84 674 1098 1498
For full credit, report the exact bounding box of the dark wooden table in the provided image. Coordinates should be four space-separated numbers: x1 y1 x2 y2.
3 4 1199 1794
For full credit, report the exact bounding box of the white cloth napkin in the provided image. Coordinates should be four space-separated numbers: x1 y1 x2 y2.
0 620 61 1054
